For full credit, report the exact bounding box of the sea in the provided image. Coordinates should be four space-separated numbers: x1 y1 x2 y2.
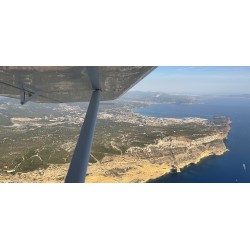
134 96 250 183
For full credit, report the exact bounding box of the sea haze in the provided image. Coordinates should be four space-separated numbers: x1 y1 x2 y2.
134 96 250 183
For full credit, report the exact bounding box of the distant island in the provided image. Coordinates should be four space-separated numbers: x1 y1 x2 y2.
0 92 230 183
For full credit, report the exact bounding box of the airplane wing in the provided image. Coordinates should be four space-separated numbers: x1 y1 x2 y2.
0 66 156 183
0 66 155 103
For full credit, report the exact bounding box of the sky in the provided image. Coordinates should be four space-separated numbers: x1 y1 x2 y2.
130 67 250 95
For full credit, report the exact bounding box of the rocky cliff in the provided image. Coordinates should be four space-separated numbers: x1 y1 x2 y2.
0 96 231 183
0 130 230 183
86 126 230 183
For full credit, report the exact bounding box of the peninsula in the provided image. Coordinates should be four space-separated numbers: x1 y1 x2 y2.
0 92 231 183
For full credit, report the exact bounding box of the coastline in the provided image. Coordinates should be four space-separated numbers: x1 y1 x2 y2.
0 138 229 183
0 100 231 183
86 144 229 183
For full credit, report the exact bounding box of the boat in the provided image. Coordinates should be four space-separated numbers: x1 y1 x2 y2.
243 164 246 172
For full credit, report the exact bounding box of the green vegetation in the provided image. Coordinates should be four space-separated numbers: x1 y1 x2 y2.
0 96 229 174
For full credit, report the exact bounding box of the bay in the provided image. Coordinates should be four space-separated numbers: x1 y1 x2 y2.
134 96 250 183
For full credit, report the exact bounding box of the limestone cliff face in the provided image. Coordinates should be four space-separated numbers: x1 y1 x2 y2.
0 119 231 183
125 132 228 169
85 125 230 182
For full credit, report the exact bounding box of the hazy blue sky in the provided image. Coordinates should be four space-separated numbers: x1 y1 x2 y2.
130 67 250 94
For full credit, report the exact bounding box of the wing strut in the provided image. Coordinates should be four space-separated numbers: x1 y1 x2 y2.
65 67 101 183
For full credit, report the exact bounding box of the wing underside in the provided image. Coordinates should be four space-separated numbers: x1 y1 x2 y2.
0 66 155 103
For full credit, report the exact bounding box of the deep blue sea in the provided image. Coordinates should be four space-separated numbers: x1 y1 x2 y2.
134 96 250 183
